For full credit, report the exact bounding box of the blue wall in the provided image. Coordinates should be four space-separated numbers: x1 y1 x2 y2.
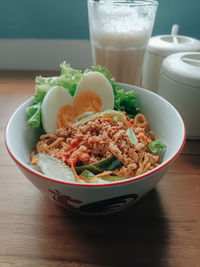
0 0 199 39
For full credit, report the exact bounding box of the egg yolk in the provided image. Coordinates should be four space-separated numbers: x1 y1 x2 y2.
74 91 102 117
57 105 75 128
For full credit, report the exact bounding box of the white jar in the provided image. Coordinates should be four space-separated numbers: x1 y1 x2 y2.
157 52 200 139
142 34 200 92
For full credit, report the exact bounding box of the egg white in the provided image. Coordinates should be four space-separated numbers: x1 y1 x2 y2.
41 86 73 133
74 72 114 111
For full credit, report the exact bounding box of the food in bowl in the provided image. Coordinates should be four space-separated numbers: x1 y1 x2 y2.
32 112 165 183
27 63 166 184
5 62 185 215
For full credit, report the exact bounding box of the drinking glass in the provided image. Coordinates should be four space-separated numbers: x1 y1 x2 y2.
87 0 158 85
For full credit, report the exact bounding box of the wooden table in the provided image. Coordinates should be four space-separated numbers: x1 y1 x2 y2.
1 71 200 267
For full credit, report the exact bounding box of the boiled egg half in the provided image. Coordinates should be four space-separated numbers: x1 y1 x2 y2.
41 72 114 133
42 86 73 133
74 71 114 112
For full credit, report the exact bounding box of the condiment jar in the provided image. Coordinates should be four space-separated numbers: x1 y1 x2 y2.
157 52 200 139
142 25 200 92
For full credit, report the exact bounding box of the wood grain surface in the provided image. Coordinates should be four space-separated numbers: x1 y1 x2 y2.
0 71 200 267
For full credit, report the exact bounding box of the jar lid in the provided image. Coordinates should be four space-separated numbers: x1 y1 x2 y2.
160 52 200 87
147 35 200 57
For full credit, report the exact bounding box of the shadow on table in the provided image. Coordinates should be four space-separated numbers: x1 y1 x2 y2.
38 188 169 266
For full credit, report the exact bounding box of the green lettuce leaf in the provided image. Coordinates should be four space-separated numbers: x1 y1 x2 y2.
60 62 83 96
33 83 52 104
26 103 41 128
114 87 140 116
35 62 83 100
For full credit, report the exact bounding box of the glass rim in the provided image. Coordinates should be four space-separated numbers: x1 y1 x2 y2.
88 0 158 6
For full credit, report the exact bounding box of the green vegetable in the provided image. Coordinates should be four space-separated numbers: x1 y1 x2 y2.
75 112 94 122
37 153 76 182
80 170 95 179
114 87 140 116
33 82 52 104
34 62 83 101
26 103 41 128
60 62 83 96
148 141 166 153
126 128 138 145
76 110 127 125
102 109 126 122
76 113 100 124
75 156 123 174
79 170 127 183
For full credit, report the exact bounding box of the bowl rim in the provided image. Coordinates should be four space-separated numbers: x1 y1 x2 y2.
5 84 186 187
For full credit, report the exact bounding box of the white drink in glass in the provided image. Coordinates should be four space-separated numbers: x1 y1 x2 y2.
88 0 158 85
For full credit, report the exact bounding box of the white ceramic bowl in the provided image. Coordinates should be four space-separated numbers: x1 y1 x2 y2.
5 84 185 215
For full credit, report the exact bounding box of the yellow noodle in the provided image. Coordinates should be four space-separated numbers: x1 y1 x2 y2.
134 113 148 129
33 113 160 180
48 137 65 149
42 143 50 153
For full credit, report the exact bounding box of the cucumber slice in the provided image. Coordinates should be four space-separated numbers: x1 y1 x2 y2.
27 162 41 173
37 153 76 182
101 175 128 182
75 156 123 174
102 109 126 122
80 170 94 179
126 128 138 145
